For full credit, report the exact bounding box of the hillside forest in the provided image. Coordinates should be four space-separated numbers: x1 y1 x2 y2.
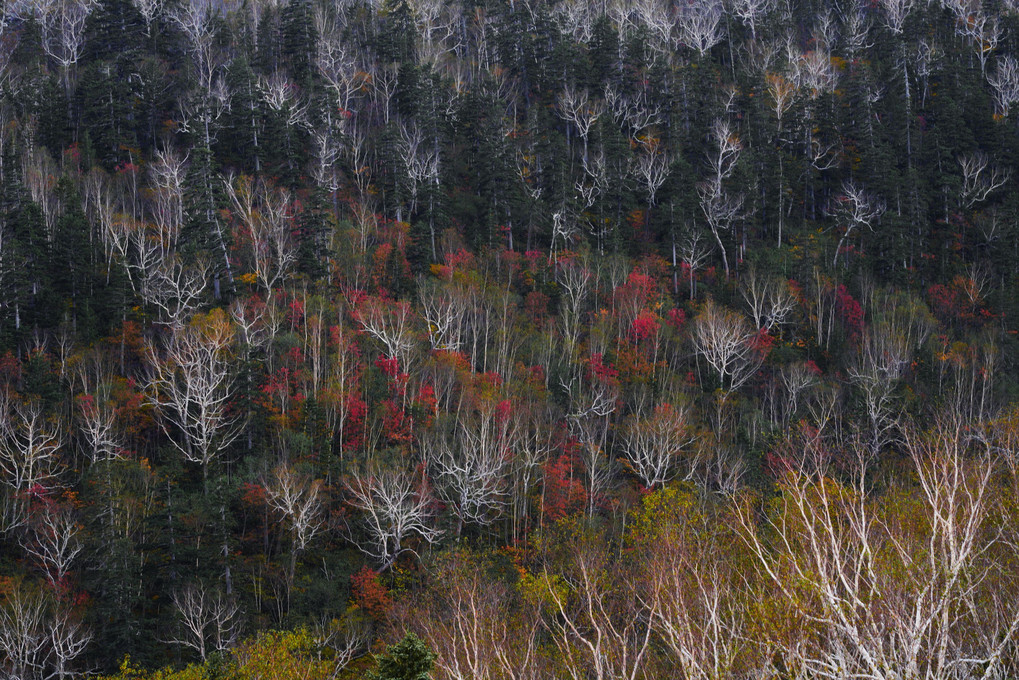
2 0 1019 676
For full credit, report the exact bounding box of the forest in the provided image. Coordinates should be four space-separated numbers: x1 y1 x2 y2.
1 0 1019 676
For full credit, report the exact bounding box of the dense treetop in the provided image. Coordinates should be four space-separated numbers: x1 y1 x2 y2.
0 0 1019 676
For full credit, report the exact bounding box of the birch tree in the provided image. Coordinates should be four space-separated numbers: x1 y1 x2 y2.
145 310 242 481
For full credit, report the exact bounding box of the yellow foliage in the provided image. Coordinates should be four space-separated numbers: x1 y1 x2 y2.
100 629 337 680
234 629 336 680
97 657 212 680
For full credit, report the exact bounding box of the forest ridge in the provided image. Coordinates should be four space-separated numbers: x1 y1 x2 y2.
0 0 1019 676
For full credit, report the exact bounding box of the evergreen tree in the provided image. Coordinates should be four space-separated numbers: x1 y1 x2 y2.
366 633 435 680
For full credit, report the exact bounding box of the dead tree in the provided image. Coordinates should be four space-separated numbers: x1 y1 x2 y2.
0 393 62 493
346 467 441 570
958 152 1010 207
145 311 242 481
826 180 885 267
620 402 696 488
988 55 1019 117
169 582 242 661
698 120 743 277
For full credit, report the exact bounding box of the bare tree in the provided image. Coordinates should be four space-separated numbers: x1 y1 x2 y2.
346 467 441 570
605 85 663 140
148 147 188 256
958 152 1010 207
780 361 821 428
826 180 885 267
369 62 400 126
258 71 310 129
356 296 417 370
793 48 839 99
171 0 234 290
677 227 712 300
419 279 470 352
698 120 744 277
507 404 556 542
638 489 748 679
555 256 593 356
878 0 915 34
731 0 774 38
131 0 163 34
692 300 764 394
145 311 242 481
556 86 604 167
739 268 796 332
962 11 1000 76
0 581 48 680
170 0 221 98
675 0 726 58
621 402 696 488
849 300 932 456
400 123 440 214
315 20 366 119
170 582 242 661
48 604 91 680
224 174 297 292
265 464 324 592
537 529 658 680
988 55 1019 117
139 255 210 327
427 407 515 532
406 553 541 680
312 614 371 675
0 393 62 493
401 123 442 256
738 420 1019 680
75 386 123 464
765 72 798 247
630 143 671 217
18 0 96 94
21 502 81 588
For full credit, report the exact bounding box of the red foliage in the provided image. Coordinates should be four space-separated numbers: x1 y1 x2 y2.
524 291 550 327
589 353 619 382
835 285 863 341
763 450 795 479
241 482 267 507
104 320 147 365
522 250 550 288
415 383 438 427
372 242 395 290
0 352 20 387
432 349 472 373
445 248 476 275
350 566 392 617
666 307 687 330
751 328 776 360
615 340 660 382
787 279 806 306
111 377 150 446
927 275 996 327
374 356 401 378
494 399 513 424
344 396 368 451
381 399 413 445
542 452 587 521
629 309 661 342
287 297 305 329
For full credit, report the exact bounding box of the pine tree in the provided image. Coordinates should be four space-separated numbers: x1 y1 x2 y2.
366 633 435 680
281 0 318 90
